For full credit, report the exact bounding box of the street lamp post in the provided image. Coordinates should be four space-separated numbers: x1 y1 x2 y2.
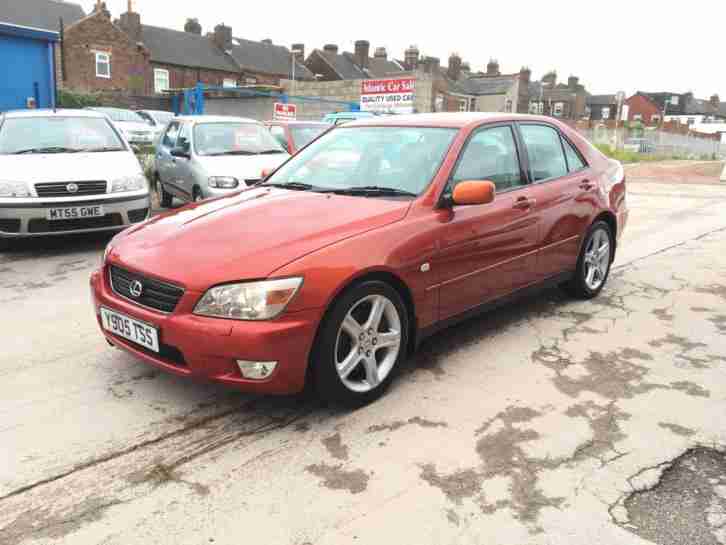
290 48 303 96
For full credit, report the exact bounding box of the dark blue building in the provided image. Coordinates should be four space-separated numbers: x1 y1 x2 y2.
0 23 59 111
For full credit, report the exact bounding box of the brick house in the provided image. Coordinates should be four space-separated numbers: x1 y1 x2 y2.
625 93 663 125
304 41 405 81
61 1 311 98
528 72 588 120
587 94 618 121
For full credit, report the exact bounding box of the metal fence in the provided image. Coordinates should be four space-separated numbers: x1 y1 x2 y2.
578 127 725 159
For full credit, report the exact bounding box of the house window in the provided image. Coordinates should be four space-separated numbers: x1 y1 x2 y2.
504 99 513 112
459 99 468 112
633 114 643 121
154 69 170 94
671 95 679 106
223 78 237 88
95 52 110 79
553 102 564 117
651 115 660 123
601 107 610 119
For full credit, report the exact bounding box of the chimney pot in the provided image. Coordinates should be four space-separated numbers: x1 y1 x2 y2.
354 40 370 69
374 46 387 59
404 45 419 70
486 58 500 76
447 53 462 80
213 24 233 51
710 94 720 108
184 18 202 35
323 43 338 55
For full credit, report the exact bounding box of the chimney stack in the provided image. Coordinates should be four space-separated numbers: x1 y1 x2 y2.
542 71 557 87
710 94 720 108
212 24 233 51
486 59 500 76
118 0 140 41
291 43 305 63
374 46 387 59
323 43 338 55
568 75 579 89
354 40 370 69
261 38 272 45
461 61 471 74
184 18 202 35
422 56 440 74
519 66 531 85
447 53 462 81
404 45 419 70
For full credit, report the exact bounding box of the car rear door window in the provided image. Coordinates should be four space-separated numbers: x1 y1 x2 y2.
162 122 180 148
519 125 568 182
176 122 191 151
451 125 525 192
561 137 586 172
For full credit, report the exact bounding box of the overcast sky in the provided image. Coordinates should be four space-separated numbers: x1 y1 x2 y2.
84 0 724 100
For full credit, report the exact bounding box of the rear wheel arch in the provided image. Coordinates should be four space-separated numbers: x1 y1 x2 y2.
592 211 617 260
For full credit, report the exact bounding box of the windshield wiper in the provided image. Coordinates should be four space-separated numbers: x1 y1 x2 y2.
263 182 317 191
207 150 256 156
257 149 286 155
13 146 82 154
322 186 418 197
80 146 125 153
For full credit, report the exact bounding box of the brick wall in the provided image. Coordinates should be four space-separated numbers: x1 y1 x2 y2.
150 62 240 94
63 10 150 94
626 94 661 125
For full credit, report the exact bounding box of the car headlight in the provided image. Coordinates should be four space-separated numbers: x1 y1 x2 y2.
0 181 30 198
208 176 239 189
111 174 148 193
194 277 303 320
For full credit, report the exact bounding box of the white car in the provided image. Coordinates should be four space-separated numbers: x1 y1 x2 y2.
136 109 175 141
89 107 156 146
154 116 290 205
0 109 151 249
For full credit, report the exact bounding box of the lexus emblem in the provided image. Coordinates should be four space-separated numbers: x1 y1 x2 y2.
129 280 143 298
66 183 79 193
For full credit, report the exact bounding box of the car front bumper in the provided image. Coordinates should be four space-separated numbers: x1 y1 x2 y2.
90 266 323 394
0 193 151 237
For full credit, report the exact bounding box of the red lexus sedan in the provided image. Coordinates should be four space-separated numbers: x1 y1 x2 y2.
91 113 627 405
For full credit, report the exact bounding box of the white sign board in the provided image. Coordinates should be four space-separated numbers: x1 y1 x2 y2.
360 78 415 114
621 104 629 122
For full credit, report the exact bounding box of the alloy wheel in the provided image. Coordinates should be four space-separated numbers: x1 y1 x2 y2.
333 294 402 393
583 228 611 291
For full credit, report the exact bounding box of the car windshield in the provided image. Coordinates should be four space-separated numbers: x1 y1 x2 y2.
0 116 126 154
151 111 174 125
290 126 327 149
194 122 286 156
93 108 146 123
264 126 458 195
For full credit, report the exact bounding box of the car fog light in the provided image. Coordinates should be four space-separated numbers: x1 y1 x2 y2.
236 360 277 380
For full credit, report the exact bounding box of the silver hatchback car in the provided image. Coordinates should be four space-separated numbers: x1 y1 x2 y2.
153 116 290 205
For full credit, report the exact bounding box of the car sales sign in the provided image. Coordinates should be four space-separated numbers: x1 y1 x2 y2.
273 102 297 121
360 78 415 114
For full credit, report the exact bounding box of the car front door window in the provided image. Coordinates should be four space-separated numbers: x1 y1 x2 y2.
162 122 180 149
519 124 568 182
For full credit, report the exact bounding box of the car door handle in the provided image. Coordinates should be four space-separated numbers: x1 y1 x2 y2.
579 180 594 191
513 196 536 210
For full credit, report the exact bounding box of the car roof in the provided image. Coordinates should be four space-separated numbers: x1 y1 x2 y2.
266 120 330 126
172 115 261 124
345 112 565 129
2 108 108 119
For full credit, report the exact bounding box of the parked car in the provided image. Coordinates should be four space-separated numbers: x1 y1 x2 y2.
88 107 156 146
0 109 151 249
264 120 330 154
91 113 627 405
624 138 656 153
153 115 290 206
322 111 377 125
136 109 175 140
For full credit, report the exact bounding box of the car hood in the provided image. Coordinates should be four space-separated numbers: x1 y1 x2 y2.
109 187 411 291
195 153 290 181
2 151 142 185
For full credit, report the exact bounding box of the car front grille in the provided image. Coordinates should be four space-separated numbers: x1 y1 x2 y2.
28 213 123 233
35 181 107 197
128 208 149 223
0 219 21 233
109 265 185 313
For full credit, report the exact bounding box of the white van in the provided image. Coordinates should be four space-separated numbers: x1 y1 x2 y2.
0 109 151 249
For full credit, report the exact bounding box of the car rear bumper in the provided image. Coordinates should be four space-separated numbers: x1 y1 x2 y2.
90 267 323 394
0 194 151 237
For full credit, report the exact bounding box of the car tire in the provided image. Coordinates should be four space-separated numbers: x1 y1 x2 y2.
563 221 614 299
312 280 409 406
156 176 172 208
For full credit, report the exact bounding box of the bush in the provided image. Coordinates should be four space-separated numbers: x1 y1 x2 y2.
57 89 102 109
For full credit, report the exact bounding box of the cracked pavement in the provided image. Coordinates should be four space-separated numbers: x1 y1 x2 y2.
1 180 726 545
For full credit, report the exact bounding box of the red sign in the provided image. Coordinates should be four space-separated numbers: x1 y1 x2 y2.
273 102 297 121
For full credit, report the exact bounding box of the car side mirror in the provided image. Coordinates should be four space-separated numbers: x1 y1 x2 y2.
452 180 496 206
171 147 190 159
260 168 274 180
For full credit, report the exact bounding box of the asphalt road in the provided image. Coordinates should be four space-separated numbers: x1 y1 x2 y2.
1 180 726 545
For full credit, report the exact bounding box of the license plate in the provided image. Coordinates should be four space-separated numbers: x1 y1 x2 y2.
101 307 159 353
47 205 104 221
